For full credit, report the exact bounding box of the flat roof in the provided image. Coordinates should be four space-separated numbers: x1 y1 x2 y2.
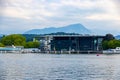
35 35 105 39
45 35 104 37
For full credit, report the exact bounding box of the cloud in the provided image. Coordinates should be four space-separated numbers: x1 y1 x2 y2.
0 0 120 34
0 0 105 20
0 7 31 19
112 0 120 13
86 14 120 21
61 0 95 9
84 0 120 22
0 0 113 21
0 0 60 21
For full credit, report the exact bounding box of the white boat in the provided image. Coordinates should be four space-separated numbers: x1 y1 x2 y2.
103 47 120 54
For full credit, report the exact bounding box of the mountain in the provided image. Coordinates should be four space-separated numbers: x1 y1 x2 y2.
0 34 3 38
115 35 120 39
24 23 91 34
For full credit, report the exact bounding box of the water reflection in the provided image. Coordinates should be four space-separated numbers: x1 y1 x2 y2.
0 54 120 80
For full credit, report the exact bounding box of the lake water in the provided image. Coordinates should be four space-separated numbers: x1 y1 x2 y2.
0 53 120 80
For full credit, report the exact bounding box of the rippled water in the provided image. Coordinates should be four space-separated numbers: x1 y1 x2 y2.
0 53 120 80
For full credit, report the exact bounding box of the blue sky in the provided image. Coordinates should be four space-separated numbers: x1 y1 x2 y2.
0 0 120 35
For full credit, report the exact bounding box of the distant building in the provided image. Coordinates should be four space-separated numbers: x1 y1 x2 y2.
36 34 104 52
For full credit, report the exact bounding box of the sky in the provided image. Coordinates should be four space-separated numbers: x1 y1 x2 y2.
0 0 120 35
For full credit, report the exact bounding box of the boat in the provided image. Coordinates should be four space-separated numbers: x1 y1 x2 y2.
103 47 120 54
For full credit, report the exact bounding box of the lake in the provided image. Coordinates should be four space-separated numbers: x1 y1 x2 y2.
0 53 120 80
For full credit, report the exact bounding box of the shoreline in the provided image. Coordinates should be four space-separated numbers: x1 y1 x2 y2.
0 50 103 54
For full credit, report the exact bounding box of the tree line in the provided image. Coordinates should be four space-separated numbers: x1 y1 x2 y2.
102 34 120 50
0 34 40 48
0 33 120 50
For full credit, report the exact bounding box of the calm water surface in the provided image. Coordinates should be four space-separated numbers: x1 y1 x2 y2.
0 53 120 80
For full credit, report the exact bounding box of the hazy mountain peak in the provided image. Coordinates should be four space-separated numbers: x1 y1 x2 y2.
24 23 91 34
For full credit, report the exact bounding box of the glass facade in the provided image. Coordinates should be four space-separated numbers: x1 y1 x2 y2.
50 36 104 51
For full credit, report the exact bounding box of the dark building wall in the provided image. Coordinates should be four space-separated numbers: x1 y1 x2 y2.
51 37 70 51
51 36 104 51
78 37 94 51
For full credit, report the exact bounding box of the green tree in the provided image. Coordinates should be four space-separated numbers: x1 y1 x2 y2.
24 41 40 48
102 33 115 50
102 39 120 50
102 40 109 50
0 43 4 47
0 34 26 46
108 40 120 49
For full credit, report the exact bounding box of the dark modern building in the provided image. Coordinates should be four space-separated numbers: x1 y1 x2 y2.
50 35 104 51
37 34 104 52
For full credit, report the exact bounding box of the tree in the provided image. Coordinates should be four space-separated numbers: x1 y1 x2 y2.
24 41 40 48
102 39 120 50
0 43 4 47
108 40 120 49
102 40 109 50
102 33 115 50
0 34 26 46
104 33 115 41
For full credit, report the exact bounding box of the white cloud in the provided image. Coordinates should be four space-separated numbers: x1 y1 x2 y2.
1 0 115 20
61 0 94 9
86 14 120 21
0 7 31 19
0 0 120 34
84 0 120 22
0 0 58 20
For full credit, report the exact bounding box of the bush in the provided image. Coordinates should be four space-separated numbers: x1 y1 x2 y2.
0 43 5 47
24 41 40 48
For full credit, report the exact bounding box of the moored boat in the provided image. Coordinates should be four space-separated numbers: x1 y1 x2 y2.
103 47 120 54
